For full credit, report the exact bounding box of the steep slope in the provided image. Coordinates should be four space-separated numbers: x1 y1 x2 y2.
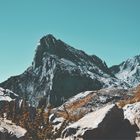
110 55 140 87
0 34 128 107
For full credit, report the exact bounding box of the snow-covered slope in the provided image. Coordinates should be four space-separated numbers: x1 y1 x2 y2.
110 55 140 87
0 34 128 107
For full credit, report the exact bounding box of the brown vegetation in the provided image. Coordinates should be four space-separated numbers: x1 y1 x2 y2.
118 85 140 108
66 93 94 110
57 93 95 122
0 99 68 140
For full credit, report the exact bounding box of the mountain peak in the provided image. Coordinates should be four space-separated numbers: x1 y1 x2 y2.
34 34 113 74
45 34 55 38
110 55 140 87
33 34 60 68
43 34 56 41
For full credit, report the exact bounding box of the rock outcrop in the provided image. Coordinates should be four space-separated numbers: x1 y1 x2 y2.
0 87 18 102
123 102 140 129
0 87 23 118
0 118 27 140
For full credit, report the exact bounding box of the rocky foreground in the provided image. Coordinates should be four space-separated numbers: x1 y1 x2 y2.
1 102 140 140
0 86 140 140
61 104 138 140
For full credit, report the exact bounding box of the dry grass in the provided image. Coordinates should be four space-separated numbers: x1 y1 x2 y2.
66 93 95 110
57 93 95 122
118 85 140 108
58 107 87 122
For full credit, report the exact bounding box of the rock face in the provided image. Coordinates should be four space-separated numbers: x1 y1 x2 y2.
0 118 27 140
123 101 140 140
0 34 128 107
62 104 137 140
123 102 140 129
110 55 140 87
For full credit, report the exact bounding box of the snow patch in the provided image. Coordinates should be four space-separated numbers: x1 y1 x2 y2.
0 118 27 138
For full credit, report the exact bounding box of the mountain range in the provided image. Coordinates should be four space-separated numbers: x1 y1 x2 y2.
0 34 139 107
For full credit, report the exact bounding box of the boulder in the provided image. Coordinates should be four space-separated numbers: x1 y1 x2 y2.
62 104 122 139
62 104 137 139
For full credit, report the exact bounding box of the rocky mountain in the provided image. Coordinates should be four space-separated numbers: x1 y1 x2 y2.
0 34 128 107
1 34 140 140
110 55 140 87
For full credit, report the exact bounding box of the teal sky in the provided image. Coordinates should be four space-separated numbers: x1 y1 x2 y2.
0 0 140 82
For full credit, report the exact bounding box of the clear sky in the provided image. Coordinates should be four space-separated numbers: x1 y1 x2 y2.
0 0 140 82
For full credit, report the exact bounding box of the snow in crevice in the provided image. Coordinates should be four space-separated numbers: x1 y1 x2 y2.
60 58 76 66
